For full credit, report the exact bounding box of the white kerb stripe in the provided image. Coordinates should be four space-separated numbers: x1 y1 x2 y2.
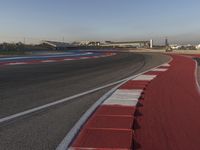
152 68 168 72
103 99 138 106
115 89 143 93
108 89 142 99
161 63 170 67
7 62 27 65
106 96 140 101
42 60 56 63
132 75 157 81
103 89 142 106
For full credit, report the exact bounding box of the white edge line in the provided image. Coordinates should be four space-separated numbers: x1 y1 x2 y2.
56 54 173 150
180 54 200 94
0 79 125 124
0 54 116 123
193 59 200 94
56 83 124 150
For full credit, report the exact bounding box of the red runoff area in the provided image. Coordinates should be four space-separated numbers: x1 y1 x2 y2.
135 55 200 150
71 105 135 149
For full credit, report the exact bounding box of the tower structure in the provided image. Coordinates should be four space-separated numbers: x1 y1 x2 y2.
150 39 153 48
165 37 169 47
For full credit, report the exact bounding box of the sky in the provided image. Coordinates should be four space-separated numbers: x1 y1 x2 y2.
0 0 200 44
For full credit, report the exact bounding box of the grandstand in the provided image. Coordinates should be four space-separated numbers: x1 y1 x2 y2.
103 40 152 48
43 41 74 50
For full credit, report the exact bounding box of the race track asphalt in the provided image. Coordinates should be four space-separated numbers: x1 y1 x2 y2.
0 52 170 150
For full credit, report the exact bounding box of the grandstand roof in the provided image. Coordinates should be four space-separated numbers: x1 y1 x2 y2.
43 41 71 48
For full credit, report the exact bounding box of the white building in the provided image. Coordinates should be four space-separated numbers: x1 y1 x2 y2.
103 40 151 48
79 41 100 46
170 44 182 50
43 41 73 49
196 44 200 50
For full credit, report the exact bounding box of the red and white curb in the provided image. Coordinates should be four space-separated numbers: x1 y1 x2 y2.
0 53 115 67
56 61 172 150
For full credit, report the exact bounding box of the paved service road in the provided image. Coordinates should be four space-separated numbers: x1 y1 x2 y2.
0 52 170 150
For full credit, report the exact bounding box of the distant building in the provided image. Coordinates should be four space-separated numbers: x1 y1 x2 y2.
182 44 196 50
42 40 153 49
79 41 100 46
103 40 151 48
170 44 196 50
196 44 200 50
88 41 100 46
43 41 74 50
170 44 182 50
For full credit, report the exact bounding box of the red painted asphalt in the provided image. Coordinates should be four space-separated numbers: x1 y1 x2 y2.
66 54 200 150
70 78 159 149
120 81 148 90
69 62 170 149
135 55 200 150
71 105 135 149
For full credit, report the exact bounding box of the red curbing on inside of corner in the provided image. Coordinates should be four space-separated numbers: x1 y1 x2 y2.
69 63 171 149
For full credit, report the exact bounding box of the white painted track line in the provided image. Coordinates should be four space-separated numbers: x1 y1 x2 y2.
132 75 157 81
106 92 142 100
7 62 27 65
115 89 143 94
161 63 170 67
103 89 142 106
152 68 168 72
56 81 127 150
103 99 139 106
41 60 56 63
105 96 140 101
0 78 128 124
56 56 173 150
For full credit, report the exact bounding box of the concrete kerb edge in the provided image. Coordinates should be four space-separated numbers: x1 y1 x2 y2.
179 54 200 95
192 58 200 94
56 54 173 150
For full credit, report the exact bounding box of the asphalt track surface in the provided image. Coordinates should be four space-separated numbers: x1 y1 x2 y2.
135 55 200 150
0 52 169 150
